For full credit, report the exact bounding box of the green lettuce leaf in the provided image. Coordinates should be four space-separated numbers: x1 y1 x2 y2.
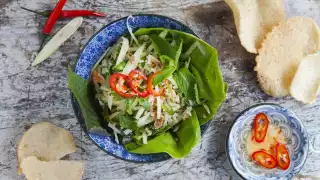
126 110 200 158
190 49 225 101
68 66 109 135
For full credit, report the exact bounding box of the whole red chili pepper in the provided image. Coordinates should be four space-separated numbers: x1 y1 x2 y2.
21 7 105 18
58 10 105 18
43 0 67 35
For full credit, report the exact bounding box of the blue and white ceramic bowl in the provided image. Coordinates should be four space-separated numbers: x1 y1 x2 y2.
71 15 211 162
226 103 308 180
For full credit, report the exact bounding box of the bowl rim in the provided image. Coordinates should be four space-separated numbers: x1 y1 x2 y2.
70 14 214 163
225 103 309 180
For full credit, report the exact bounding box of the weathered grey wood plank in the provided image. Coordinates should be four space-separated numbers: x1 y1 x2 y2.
0 0 320 180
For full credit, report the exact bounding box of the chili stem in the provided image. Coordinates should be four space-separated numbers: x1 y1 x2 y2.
21 7 50 17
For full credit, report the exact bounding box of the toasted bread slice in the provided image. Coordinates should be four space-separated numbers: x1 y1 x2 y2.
290 53 320 103
255 16 320 97
21 156 84 180
17 122 76 175
224 0 285 53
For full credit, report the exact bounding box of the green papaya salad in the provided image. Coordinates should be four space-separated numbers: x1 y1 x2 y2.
68 27 227 158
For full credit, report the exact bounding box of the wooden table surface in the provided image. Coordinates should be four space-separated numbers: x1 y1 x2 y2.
1 0 320 179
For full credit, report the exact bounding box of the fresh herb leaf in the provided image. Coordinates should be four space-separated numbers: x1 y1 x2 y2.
173 68 198 101
149 34 176 60
152 56 176 85
162 104 174 115
118 115 138 130
181 41 205 60
126 98 139 115
139 98 151 110
113 61 126 72
150 39 183 86
159 55 173 64
194 84 201 104
124 141 140 150
174 39 183 67
104 72 110 88
126 99 134 115
131 127 146 144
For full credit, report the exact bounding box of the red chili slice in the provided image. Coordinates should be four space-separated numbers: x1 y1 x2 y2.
109 73 136 98
276 143 290 170
128 70 150 98
252 151 277 169
92 71 106 85
253 113 269 142
147 72 164 96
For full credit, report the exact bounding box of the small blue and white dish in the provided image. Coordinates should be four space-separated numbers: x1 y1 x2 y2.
226 103 308 180
70 14 211 162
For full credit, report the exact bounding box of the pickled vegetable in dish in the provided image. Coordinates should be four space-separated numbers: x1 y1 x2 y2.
247 113 291 170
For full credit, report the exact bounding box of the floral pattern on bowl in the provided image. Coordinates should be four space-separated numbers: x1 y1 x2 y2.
227 104 308 180
71 14 211 162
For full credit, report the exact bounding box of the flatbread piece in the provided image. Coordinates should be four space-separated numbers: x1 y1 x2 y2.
255 16 320 97
224 0 285 53
290 53 320 104
17 122 76 175
21 156 84 180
